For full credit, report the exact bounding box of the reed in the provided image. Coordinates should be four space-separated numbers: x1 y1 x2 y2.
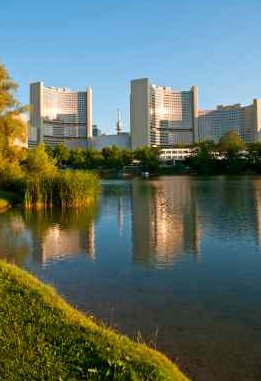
24 170 99 210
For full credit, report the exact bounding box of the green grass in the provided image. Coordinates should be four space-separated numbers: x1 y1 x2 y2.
0 261 190 381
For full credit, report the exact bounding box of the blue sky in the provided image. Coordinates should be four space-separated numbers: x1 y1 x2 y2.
1 0 261 133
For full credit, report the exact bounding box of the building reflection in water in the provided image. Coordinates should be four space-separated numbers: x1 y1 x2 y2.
39 223 96 264
132 177 201 268
0 213 31 264
22 209 97 266
253 179 261 247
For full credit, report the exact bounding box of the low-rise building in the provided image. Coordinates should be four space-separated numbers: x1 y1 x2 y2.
91 132 130 151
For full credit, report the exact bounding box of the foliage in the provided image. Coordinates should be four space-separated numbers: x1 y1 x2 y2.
85 148 104 168
247 142 261 173
102 145 125 168
218 130 245 155
187 141 216 174
52 142 70 165
133 147 160 171
24 144 57 175
24 170 99 209
70 147 86 168
0 261 190 381
0 63 28 177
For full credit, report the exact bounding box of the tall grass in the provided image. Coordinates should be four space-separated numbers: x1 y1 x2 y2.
24 170 99 209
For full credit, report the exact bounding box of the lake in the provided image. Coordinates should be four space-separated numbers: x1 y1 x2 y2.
1 176 261 381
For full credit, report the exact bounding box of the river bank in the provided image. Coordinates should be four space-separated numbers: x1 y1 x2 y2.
0 260 190 380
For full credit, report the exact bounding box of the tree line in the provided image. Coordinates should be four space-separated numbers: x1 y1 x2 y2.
186 132 261 174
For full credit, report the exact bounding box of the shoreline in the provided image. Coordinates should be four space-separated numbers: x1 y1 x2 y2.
0 260 190 381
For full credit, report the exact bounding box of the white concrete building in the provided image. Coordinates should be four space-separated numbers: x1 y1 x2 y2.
91 132 130 151
159 147 196 162
29 82 93 148
130 78 198 150
198 100 261 144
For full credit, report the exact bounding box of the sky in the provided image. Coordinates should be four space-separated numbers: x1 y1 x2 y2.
1 0 261 133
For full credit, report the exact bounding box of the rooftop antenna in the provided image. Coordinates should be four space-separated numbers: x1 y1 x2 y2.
116 108 122 134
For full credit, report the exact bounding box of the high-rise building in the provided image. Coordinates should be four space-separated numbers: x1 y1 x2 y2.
130 78 198 150
198 100 261 144
92 124 102 137
29 82 93 148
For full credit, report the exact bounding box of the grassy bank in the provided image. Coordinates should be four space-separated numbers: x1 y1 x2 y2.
0 261 190 381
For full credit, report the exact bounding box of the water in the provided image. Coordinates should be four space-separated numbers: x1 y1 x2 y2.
1 176 261 381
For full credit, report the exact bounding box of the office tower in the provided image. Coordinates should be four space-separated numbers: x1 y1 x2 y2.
198 100 261 144
253 99 261 142
130 78 198 150
92 124 102 137
29 82 92 148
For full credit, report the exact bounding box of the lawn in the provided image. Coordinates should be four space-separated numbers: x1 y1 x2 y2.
0 261 190 381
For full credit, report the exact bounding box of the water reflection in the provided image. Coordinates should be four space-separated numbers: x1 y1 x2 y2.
1 177 261 380
1 177 261 269
0 211 31 265
0 205 98 267
132 177 201 268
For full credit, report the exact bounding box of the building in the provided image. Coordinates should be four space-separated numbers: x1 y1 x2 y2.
91 132 130 151
130 78 198 150
159 147 196 163
92 124 102 137
198 100 261 144
29 82 93 148
91 109 130 150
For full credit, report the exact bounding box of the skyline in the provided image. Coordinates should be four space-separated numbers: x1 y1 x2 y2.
1 0 261 133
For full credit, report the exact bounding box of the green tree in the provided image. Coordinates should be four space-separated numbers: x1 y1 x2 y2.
218 130 246 173
52 143 70 166
84 148 104 168
218 130 245 155
247 142 261 173
133 147 160 171
102 145 124 169
69 148 86 168
25 145 57 175
0 63 28 177
187 140 216 174
121 148 132 166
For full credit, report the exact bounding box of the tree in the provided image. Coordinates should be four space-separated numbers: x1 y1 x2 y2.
102 145 124 169
218 130 245 155
24 145 57 175
52 143 70 166
187 140 216 174
0 63 28 175
247 142 261 173
69 148 86 168
133 147 160 171
218 130 246 174
84 148 104 168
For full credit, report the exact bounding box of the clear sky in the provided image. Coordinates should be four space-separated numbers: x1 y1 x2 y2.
1 0 261 133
